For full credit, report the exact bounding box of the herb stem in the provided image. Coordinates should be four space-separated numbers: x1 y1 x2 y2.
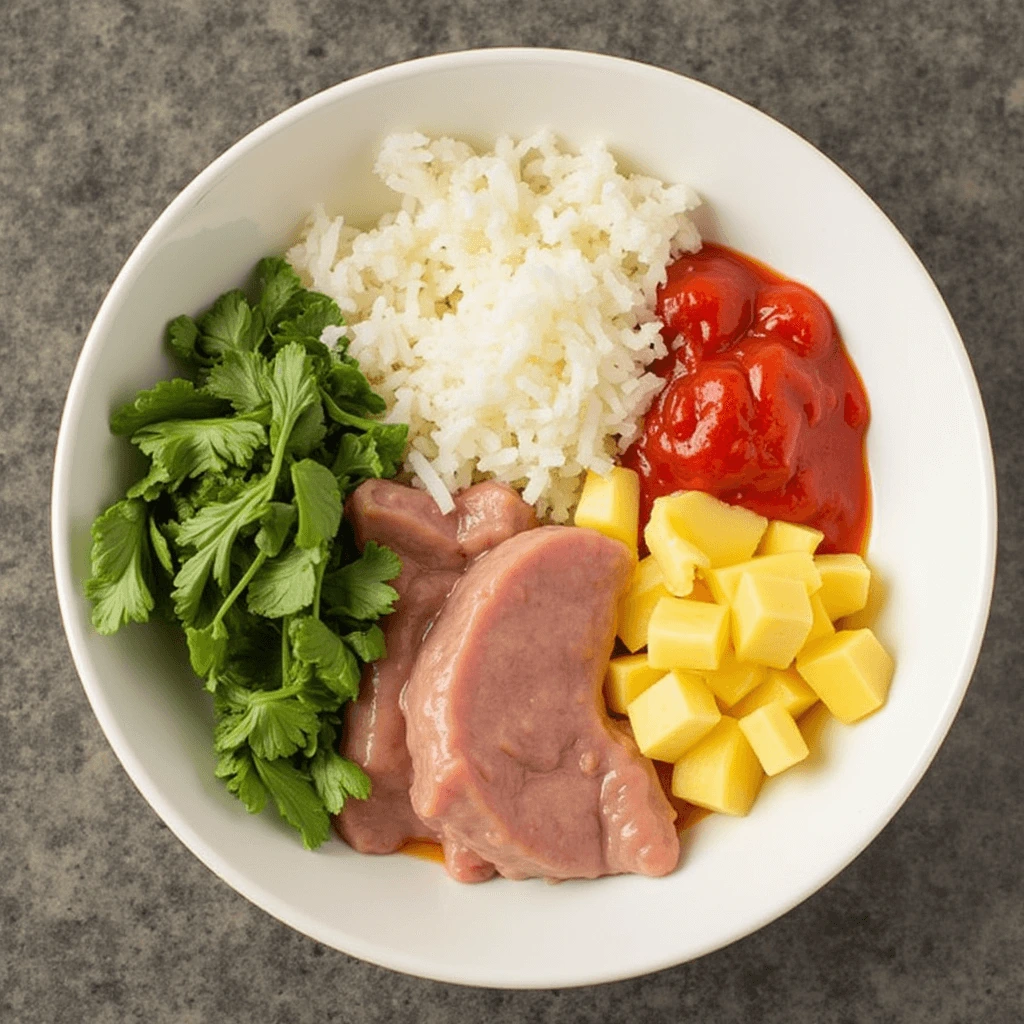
212 549 268 628
281 613 292 681
312 553 327 621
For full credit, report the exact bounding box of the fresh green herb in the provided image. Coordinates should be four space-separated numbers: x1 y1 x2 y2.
85 257 407 849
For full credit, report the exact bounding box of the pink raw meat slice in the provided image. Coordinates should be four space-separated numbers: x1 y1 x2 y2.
404 525 681 883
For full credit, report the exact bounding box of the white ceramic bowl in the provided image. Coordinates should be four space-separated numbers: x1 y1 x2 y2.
52 49 996 988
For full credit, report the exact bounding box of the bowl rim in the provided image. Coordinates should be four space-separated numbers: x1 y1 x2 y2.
51 46 998 988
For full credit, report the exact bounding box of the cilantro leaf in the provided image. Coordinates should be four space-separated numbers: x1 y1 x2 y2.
311 735 371 814
246 543 319 618
321 541 401 622
254 257 303 328
214 748 269 815
272 292 344 346
344 623 386 663
252 755 331 850
167 315 202 365
324 363 386 416
286 401 327 458
290 617 361 700
128 418 266 497
268 343 320 452
214 689 320 760
148 517 175 576
186 620 228 681
255 502 296 558
332 432 384 493
291 459 341 549
110 379 228 436
321 392 408 477
172 479 271 623
85 499 155 634
197 290 264 361
367 423 409 478
203 350 272 414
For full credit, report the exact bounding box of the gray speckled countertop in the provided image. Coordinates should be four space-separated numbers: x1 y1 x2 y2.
3 1 1023 1020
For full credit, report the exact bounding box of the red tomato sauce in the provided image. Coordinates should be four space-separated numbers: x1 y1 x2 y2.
621 243 870 554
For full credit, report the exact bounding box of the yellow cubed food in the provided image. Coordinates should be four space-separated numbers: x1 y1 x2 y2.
647 596 730 671
803 591 836 649
758 519 825 556
738 701 809 776
617 556 671 653
644 501 710 597
796 628 895 724
705 552 822 605
814 553 871 620
651 491 767 568
626 670 721 762
702 644 767 708
604 654 664 715
671 717 765 816
730 667 819 719
731 572 814 669
573 467 640 558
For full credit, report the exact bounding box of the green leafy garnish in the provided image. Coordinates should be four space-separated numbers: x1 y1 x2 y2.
291 459 341 549
85 499 155 634
321 541 402 622
291 617 362 700
247 544 320 618
203 350 273 414
128 417 267 497
111 378 228 435
197 290 264 360
85 257 404 848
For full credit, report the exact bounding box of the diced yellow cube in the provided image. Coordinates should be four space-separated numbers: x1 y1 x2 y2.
797 701 831 751
796 628 895 724
701 645 767 708
671 718 764 816
837 570 886 631
705 552 822 605
814 553 871 620
731 572 813 669
644 501 710 597
573 467 640 559
730 667 819 719
650 491 767 568
803 592 836 649
738 701 809 776
757 519 825 556
604 654 664 715
647 596 730 671
626 670 721 762
617 556 670 653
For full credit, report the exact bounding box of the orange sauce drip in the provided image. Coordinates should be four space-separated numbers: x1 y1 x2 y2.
399 839 445 863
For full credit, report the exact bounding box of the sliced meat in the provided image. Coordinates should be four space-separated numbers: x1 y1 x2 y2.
334 478 536 857
404 526 681 883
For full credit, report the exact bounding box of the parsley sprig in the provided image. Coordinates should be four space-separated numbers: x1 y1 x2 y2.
85 258 407 848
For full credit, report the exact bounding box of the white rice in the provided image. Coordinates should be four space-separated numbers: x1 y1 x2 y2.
287 131 701 521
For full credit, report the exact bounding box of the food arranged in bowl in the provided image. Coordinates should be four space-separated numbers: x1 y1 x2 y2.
85 130 893 885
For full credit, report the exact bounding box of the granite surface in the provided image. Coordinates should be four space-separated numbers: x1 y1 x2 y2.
2 0 1023 1020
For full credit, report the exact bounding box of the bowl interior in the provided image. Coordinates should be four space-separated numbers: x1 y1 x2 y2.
52 49 996 988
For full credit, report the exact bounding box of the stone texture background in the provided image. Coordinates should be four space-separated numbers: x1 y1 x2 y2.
2 1 1022 1020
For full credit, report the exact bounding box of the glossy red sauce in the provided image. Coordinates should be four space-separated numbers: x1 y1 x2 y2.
622 243 870 554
